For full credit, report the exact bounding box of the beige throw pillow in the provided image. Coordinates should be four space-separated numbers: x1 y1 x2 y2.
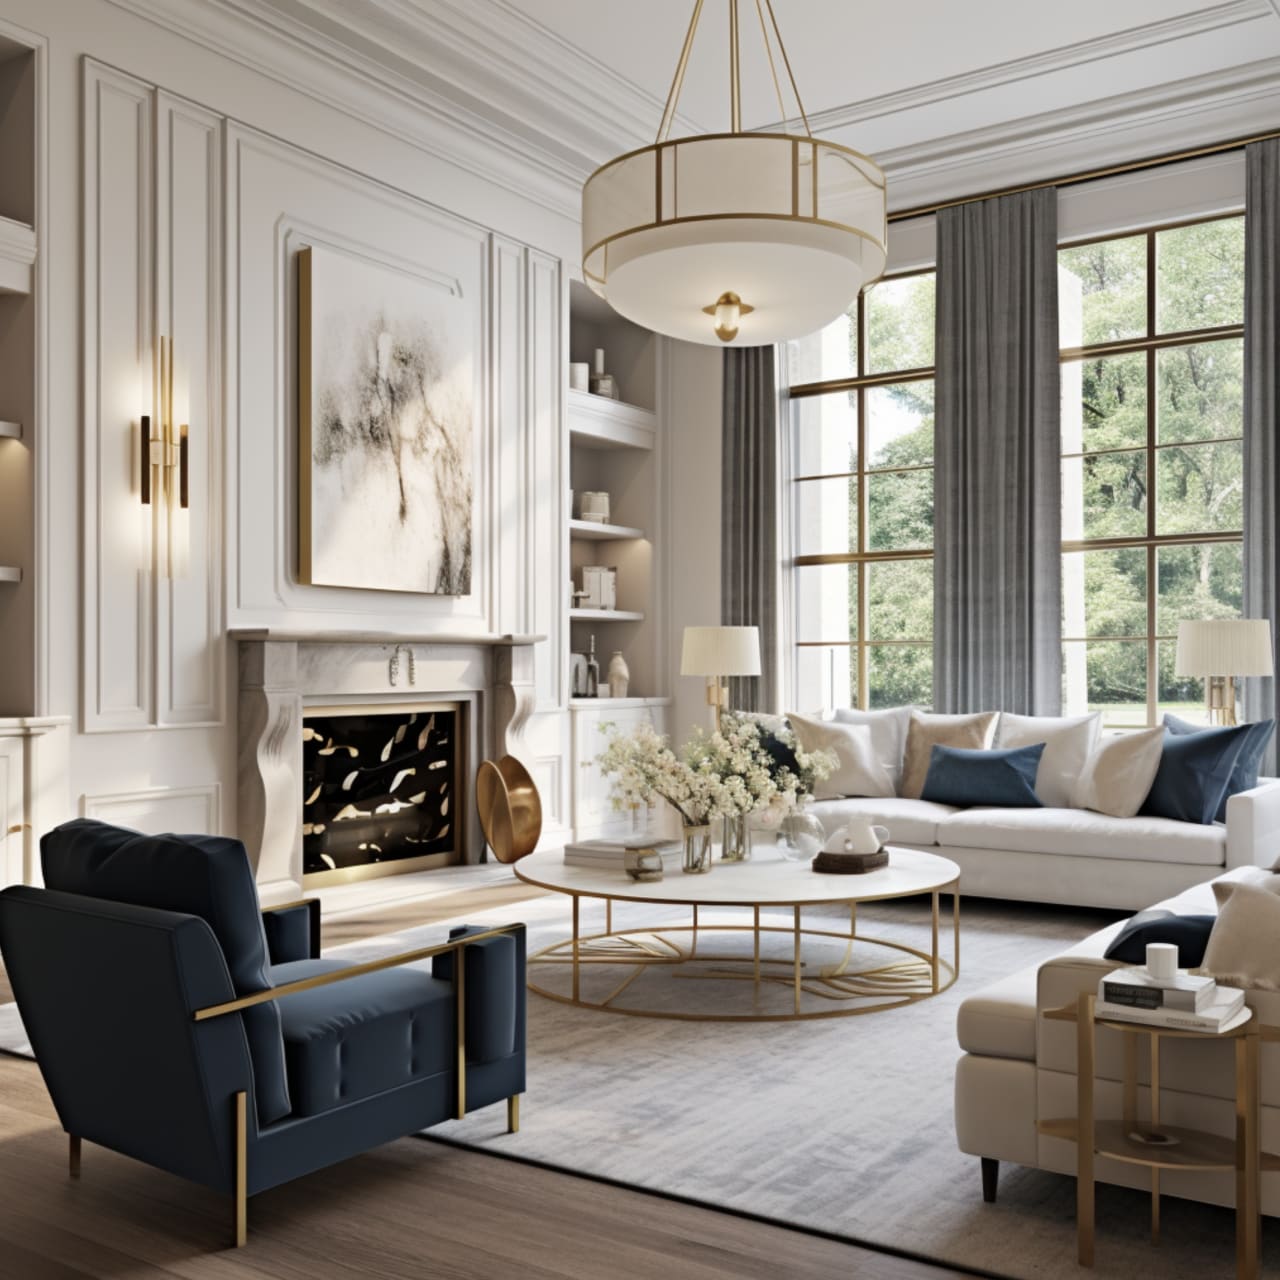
900 710 998 800
997 711 1100 808
788 713 895 800
1072 726 1164 818
1201 882 1280 990
1212 870 1280 909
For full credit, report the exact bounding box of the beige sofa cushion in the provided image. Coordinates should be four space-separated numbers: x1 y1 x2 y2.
997 711 1100 808
832 706 913 790
1073 725 1164 817
940 806 1226 867
806 796 957 847
788 713 895 799
1201 883 1280 990
900 710 998 799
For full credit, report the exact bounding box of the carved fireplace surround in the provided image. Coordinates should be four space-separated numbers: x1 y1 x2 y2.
234 630 542 901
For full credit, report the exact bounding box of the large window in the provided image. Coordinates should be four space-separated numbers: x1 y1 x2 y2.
1059 214 1245 727
787 272 937 712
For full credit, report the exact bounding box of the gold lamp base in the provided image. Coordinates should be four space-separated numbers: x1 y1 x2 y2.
1206 674 1238 726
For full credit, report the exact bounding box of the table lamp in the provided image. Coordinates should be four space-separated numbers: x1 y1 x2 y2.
1174 619 1273 726
680 626 761 731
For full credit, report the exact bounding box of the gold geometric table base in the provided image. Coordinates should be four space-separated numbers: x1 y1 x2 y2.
526 893 960 1022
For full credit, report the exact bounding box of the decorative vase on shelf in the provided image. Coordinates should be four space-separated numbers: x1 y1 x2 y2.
607 651 630 698
681 823 713 874
777 806 826 863
720 814 751 863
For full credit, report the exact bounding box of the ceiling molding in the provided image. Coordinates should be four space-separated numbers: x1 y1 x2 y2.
765 0 1274 135
879 56 1280 210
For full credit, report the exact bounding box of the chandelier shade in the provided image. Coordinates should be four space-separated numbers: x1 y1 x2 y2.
580 1 887 346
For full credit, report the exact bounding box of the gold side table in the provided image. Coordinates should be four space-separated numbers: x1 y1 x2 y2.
1041 993 1279 1279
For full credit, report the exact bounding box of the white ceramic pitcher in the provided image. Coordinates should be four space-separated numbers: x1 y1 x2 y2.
841 817 889 855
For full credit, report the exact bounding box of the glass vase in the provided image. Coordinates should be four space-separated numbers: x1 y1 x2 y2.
720 814 751 862
681 823 714 874
777 806 826 863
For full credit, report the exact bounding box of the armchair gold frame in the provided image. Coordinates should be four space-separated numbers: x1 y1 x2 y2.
66 900 524 1248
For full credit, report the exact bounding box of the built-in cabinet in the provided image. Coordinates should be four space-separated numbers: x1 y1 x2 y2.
570 697 673 841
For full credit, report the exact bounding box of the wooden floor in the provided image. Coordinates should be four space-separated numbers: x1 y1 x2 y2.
0 884 971 1279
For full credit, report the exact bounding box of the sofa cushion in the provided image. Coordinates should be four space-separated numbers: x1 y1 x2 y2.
788 713 894 799
996 712 1100 808
40 818 291 1125
1074 726 1164 817
273 958 454 1118
1142 722 1253 825
806 796 958 847
940 807 1227 867
1167 713 1276 821
901 710 998 799
1102 908 1217 967
921 743 1044 809
832 706 913 790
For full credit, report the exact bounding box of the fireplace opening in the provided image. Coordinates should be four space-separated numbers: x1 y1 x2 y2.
302 702 463 886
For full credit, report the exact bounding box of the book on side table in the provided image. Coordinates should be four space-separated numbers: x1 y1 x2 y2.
1097 942 1246 1033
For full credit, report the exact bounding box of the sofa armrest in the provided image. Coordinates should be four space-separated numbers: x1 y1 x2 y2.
261 898 320 963
1035 955 1116 1074
1225 779 1280 870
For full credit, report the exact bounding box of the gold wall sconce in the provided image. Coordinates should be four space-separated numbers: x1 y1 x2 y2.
141 335 190 577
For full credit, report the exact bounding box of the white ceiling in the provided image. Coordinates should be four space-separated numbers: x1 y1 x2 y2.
148 0 1280 217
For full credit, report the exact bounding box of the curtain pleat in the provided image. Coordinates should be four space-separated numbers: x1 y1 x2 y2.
933 188 1062 714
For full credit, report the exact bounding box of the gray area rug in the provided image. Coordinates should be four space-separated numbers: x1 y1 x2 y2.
3 885 1275 1278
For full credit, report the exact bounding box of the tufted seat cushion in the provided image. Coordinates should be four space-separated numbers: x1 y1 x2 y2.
273 959 454 1118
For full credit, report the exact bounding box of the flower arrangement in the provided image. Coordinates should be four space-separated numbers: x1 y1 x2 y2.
597 716 835 829
726 714 837 817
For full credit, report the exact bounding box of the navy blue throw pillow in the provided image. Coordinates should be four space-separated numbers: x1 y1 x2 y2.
1103 908 1217 968
920 743 1045 809
1165 713 1275 821
1142 723 1254 825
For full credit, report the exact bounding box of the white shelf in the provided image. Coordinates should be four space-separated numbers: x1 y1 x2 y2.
570 608 645 622
0 217 34 296
0 421 21 441
568 388 656 451
569 518 645 541
0 566 21 583
570 696 672 709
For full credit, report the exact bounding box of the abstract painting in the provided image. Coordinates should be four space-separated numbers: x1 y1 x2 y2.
298 243 473 593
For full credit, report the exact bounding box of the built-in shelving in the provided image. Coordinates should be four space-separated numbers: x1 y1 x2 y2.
568 388 656 451
568 518 645 541
569 608 645 623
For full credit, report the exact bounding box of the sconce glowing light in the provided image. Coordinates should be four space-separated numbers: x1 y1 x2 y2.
141 335 190 578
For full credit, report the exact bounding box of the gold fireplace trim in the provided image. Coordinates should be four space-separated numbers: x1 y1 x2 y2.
301 700 465 888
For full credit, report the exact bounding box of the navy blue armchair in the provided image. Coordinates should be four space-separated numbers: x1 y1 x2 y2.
0 819 526 1246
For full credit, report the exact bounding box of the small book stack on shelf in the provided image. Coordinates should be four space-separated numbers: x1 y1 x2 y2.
563 837 682 868
1097 942 1248 1034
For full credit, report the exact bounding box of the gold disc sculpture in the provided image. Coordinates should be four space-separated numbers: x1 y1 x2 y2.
476 756 542 863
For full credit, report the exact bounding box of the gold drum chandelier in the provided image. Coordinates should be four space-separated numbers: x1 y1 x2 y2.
581 0 887 346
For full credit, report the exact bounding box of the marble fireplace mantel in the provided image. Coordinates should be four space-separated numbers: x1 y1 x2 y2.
233 630 543 899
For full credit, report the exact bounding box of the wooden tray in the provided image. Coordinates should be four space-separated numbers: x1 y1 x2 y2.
813 848 889 875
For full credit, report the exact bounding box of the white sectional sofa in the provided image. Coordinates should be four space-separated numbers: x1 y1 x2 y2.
807 779 1280 911
954 865 1280 1216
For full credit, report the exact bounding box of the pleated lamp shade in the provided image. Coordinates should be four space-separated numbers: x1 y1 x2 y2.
1175 619 1274 677
680 626 762 678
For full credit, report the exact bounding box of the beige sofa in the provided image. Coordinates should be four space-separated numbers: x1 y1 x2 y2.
953 864 1280 1215
807 779 1280 911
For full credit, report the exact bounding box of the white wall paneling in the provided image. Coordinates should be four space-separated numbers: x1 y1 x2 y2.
82 60 153 730
82 782 220 834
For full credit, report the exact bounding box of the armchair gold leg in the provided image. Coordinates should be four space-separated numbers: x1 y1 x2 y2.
507 1094 520 1134
233 1091 247 1248
68 1135 81 1179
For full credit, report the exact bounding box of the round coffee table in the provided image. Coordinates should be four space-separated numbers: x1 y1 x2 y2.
513 844 960 1021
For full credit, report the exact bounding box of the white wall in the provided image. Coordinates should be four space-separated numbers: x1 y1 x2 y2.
3 0 578 856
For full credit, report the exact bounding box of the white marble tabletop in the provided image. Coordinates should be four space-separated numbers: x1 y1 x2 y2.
513 844 960 907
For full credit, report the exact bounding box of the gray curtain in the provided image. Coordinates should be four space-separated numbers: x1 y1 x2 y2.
722 346 778 712
1243 138 1280 765
934 188 1062 714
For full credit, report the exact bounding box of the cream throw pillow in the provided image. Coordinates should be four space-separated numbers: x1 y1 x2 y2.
832 706 914 791
1211 870 1280 908
787 713 895 800
996 711 1100 808
1072 726 1164 818
1201 882 1280 990
900 710 998 800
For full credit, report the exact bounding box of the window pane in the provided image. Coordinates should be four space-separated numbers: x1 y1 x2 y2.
795 645 852 714
1062 639 1148 725
1157 638 1207 723
867 469 932 551
868 559 932 642
1062 547 1146 639
866 274 935 374
1063 450 1147 541
1155 217 1245 335
1059 236 1147 347
869 645 932 709
867 380 934 469
787 309 857 385
1155 339 1243 445
795 563 857 643
1155 442 1243 535
1061 352 1147 454
1155 542 1242 636
794 476 857 556
792 391 856 478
